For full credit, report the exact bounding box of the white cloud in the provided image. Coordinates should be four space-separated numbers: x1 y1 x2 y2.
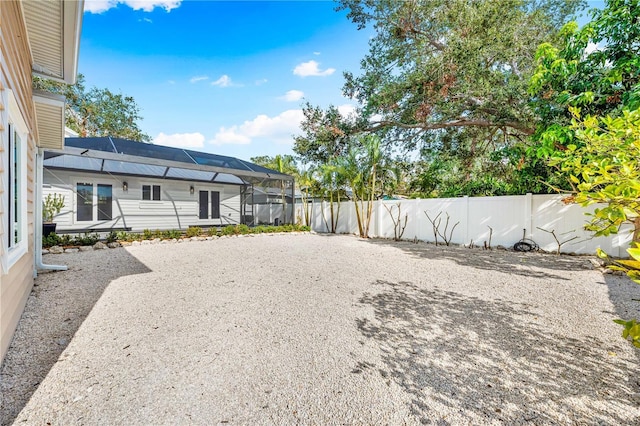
293 60 335 77
337 104 357 118
85 0 181 13
138 17 153 23
255 78 268 86
280 90 304 102
313 51 321 56
585 42 601 54
190 75 209 83
211 75 238 87
154 132 205 148
211 109 304 146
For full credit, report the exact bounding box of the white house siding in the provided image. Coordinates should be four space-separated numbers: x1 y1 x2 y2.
43 169 242 232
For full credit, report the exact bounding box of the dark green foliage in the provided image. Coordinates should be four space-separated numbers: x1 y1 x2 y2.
42 233 61 248
106 231 118 244
73 232 100 246
33 74 151 142
293 0 585 198
162 229 182 239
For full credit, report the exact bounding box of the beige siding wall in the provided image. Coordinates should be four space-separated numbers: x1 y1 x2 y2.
1 1 39 363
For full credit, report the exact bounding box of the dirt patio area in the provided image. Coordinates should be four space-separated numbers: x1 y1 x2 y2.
1 233 639 425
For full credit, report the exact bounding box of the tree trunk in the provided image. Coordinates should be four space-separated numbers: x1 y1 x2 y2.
634 216 640 244
353 197 364 237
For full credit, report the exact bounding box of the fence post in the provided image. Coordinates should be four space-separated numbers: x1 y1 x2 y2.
463 196 469 246
376 199 382 238
525 193 533 238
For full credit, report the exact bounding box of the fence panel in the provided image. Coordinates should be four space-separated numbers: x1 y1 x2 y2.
296 194 633 256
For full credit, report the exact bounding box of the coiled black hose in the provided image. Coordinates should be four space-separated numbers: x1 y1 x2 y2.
513 229 539 252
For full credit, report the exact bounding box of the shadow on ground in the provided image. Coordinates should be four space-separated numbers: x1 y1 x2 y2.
362 238 594 280
0 249 151 426
356 279 640 425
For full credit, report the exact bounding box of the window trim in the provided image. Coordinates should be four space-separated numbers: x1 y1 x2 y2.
76 181 94 222
2 89 29 273
197 188 222 220
74 180 114 224
142 184 161 201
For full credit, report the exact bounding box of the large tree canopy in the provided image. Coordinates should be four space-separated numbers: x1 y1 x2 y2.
294 0 586 197
531 0 640 149
530 0 640 242
33 74 151 142
337 0 585 141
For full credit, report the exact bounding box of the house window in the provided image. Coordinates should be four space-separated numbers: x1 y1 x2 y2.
3 89 29 272
9 124 23 247
77 183 94 221
142 184 161 201
76 183 113 222
97 184 113 220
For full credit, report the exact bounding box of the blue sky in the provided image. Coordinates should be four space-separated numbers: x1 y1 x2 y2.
79 0 372 161
79 0 602 162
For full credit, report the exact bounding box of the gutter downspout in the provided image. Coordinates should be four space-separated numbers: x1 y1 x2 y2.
290 177 295 224
34 148 67 277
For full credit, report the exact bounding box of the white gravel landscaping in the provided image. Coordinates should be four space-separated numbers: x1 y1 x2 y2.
1 233 639 425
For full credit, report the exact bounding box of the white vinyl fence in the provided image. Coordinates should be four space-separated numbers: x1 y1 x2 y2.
296 194 633 257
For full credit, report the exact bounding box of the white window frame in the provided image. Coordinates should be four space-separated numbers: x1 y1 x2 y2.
74 181 95 223
2 90 29 273
73 180 114 224
141 183 161 201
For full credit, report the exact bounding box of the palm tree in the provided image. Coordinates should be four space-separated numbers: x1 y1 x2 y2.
338 134 385 238
297 167 317 226
318 161 344 233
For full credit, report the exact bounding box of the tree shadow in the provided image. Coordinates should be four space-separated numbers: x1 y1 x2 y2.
363 238 595 281
603 272 640 356
0 248 151 426
356 279 640 424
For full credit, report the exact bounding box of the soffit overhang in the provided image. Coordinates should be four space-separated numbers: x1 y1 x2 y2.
22 0 83 84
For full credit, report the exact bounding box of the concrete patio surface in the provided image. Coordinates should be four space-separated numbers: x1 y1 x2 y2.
1 233 639 425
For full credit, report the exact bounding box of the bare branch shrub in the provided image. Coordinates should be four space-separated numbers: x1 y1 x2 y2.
424 211 459 246
536 227 579 254
384 203 409 241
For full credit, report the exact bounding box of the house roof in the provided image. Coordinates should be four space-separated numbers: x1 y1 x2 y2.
44 137 294 186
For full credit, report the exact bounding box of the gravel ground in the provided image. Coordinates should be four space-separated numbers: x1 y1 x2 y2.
1 233 639 425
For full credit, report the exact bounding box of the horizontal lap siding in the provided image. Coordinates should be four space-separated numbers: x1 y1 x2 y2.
44 170 242 232
0 254 32 360
1 1 39 363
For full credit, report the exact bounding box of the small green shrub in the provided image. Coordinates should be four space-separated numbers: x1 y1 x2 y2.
207 227 219 236
127 233 141 242
73 232 100 246
42 233 60 248
58 234 72 246
186 226 202 237
106 231 118 244
163 229 182 239
221 225 236 236
236 224 250 234
142 229 153 240
116 231 128 241
43 193 65 222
